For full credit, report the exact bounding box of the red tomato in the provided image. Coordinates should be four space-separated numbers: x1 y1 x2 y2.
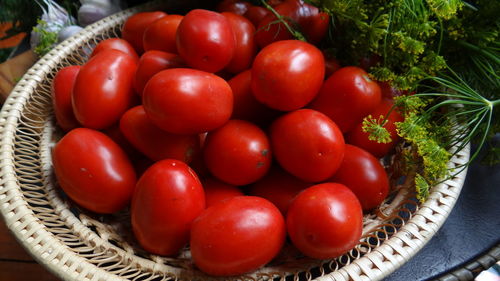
270 109 345 182
176 9 235 73
190 196 286 276
346 100 404 158
120 105 200 163
216 0 251 15
90 38 139 62
202 178 244 208
131 159 205 256
121 11 167 54
247 167 309 215
251 40 325 111
222 12 257 74
73 50 137 129
143 15 183 53
378 81 409 99
330 144 390 211
52 128 136 214
204 120 272 185
324 53 341 78
244 6 270 27
309 66 382 133
142 68 233 134
51 65 81 131
102 123 142 160
286 183 363 259
133 50 185 95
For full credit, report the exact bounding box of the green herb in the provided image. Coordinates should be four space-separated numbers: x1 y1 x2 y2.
32 19 59 56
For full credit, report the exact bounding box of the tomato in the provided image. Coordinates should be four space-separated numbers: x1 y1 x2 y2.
247 167 309 215
216 0 251 15
176 9 235 73
222 12 257 74
120 105 200 163
133 50 185 95
51 65 81 131
286 183 363 259
346 99 404 158
324 53 341 78
102 123 142 160
204 120 272 185
378 80 409 99
90 38 139 62
142 68 233 134
131 159 205 256
143 15 183 53
244 6 270 27
202 178 244 208
309 66 382 133
190 196 286 276
359 54 381 71
52 128 136 214
121 11 167 54
251 40 325 111
72 49 137 129
330 144 390 211
270 109 344 182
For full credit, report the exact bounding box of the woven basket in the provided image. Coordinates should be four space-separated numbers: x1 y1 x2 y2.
0 2 470 281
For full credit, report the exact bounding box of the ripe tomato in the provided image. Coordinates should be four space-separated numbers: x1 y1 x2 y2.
286 183 363 259
52 128 136 214
216 0 251 15
143 15 183 53
133 50 185 95
346 99 404 158
131 159 205 256
251 40 325 111
204 120 272 185
51 65 81 131
221 12 257 74
324 52 341 78
309 66 382 133
90 38 139 62
202 178 244 208
378 80 409 99
102 123 142 161
270 109 345 182
247 167 309 215
121 11 167 54
244 6 270 27
176 9 235 73
142 68 233 134
120 105 200 163
190 196 286 276
330 144 390 211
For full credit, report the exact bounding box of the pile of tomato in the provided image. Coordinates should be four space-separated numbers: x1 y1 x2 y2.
50 0 405 276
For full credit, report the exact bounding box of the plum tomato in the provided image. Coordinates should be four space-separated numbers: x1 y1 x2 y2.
176 9 235 73
309 66 382 133
204 120 272 185
131 159 205 256
51 65 81 131
216 0 252 15
202 177 244 208
121 11 167 54
90 38 139 62
143 15 183 53
330 144 390 211
244 6 270 27
221 12 257 74
190 196 286 276
251 40 325 111
286 183 363 259
72 49 137 129
52 128 136 214
142 68 233 134
270 109 345 182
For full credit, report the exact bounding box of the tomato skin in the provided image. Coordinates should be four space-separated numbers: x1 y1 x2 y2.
331 144 389 211
251 40 325 111
324 54 341 79
190 196 286 276
131 159 205 256
216 0 252 15
52 128 136 214
51 65 81 131
176 9 235 73
90 38 139 62
72 49 137 130
142 68 233 135
378 81 409 99
270 109 345 182
309 66 382 133
121 11 167 54
202 178 244 208
204 120 272 185
143 15 183 53
346 100 404 158
222 12 257 74
286 183 363 259
133 50 185 96
243 6 270 27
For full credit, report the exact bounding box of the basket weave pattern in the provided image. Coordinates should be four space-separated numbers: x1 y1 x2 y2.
0 3 470 281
